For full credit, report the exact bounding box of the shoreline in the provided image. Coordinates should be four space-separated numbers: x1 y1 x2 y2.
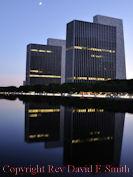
0 92 133 101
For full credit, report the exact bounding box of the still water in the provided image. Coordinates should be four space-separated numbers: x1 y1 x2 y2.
0 98 133 177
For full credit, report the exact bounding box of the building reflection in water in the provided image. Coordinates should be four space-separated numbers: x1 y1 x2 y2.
25 102 125 167
25 102 61 143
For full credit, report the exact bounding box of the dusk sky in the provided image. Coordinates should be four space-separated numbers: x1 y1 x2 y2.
0 0 133 86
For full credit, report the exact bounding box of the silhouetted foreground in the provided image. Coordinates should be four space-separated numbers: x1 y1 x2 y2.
0 94 133 113
0 79 133 93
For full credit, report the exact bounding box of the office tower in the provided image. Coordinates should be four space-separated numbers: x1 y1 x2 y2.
25 102 125 167
93 15 126 80
65 15 126 83
25 102 61 143
26 43 62 85
63 107 125 166
45 106 64 148
47 38 66 84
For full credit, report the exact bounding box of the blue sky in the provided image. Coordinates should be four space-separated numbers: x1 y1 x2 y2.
0 0 133 86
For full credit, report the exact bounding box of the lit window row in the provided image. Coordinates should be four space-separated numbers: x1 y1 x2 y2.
73 109 86 113
29 134 49 139
72 136 113 144
73 77 111 81
30 70 43 73
28 109 60 113
29 114 38 117
89 131 100 135
91 54 103 58
66 46 116 53
73 109 104 113
29 74 61 79
30 49 53 53
74 77 88 80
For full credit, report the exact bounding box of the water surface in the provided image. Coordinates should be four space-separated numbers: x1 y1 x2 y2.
0 98 133 177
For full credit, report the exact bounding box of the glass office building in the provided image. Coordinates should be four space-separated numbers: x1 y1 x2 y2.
26 43 62 85
65 15 126 83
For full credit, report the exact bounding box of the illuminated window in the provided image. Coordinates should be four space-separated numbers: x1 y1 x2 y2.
30 70 43 73
73 109 86 113
73 108 104 113
96 109 104 112
89 131 100 135
88 108 95 112
28 109 60 113
74 77 111 81
66 46 115 54
74 77 88 80
30 49 38 52
29 114 38 118
29 134 49 139
30 49 53 53
29 74 61 79
72 136 113 144
91 54 103 58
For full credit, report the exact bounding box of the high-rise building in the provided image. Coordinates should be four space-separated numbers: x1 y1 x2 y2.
47 38 66 84
26 43 62 86
63 107 125 166
25 102 61 143
65 15 126 83
25 102 125 167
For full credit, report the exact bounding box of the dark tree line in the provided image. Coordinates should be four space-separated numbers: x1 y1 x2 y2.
0 79 133 93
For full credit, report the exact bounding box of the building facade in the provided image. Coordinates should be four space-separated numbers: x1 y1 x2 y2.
94 15 126 80
63 107 125 166
65 15 126 83
25 102 61 143
25 102 125 167
26 43 62 85
47 38 66 84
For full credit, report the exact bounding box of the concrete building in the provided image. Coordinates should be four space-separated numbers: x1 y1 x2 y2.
26 43 62 85
25 102 125 167
94 15 126 80
25 102 61 143
63 107 125 166
65 15 126 83
47 38 66 84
